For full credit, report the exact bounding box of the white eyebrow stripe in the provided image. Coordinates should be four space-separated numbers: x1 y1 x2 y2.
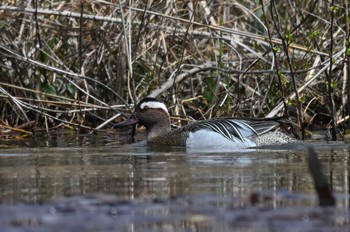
140 101 169 114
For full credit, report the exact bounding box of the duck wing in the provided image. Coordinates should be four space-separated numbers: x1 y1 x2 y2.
188 118 281 143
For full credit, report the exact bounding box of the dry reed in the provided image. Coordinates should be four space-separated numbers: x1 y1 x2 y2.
0 0 349 139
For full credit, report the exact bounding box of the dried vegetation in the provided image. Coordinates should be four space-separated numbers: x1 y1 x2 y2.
0 0 349 140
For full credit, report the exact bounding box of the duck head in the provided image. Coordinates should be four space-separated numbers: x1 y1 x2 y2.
115 97 171 130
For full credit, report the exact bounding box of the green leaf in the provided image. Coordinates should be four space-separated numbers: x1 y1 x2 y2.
66 83 76 95
330 5 338 13
309 30 320 40
273 46 280 53
41 82 57 95
346 48 350 56
284 32 293 45
331 80 337 89
0 20 5 29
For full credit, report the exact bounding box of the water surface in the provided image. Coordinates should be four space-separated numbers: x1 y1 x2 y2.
0 130 349 231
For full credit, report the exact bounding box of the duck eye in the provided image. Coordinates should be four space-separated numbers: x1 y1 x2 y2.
143 106 149 110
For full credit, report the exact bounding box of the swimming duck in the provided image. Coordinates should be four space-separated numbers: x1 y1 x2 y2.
115 97 296 149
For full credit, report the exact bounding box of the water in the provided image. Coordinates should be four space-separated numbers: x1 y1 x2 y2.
0 130 350 231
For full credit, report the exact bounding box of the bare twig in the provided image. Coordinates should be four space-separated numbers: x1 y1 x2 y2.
327 1 337 140
270 0 304 139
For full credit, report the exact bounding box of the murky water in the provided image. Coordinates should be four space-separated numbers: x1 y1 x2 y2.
0 130 350 231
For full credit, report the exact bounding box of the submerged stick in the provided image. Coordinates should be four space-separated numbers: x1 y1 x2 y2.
307 147 336 207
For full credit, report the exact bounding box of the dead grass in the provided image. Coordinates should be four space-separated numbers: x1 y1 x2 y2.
0 0 349 139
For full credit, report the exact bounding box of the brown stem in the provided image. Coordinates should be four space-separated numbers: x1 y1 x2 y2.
328 0 338 140
270 0 305 139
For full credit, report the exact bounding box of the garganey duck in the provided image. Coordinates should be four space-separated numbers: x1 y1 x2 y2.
116 97 296 149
